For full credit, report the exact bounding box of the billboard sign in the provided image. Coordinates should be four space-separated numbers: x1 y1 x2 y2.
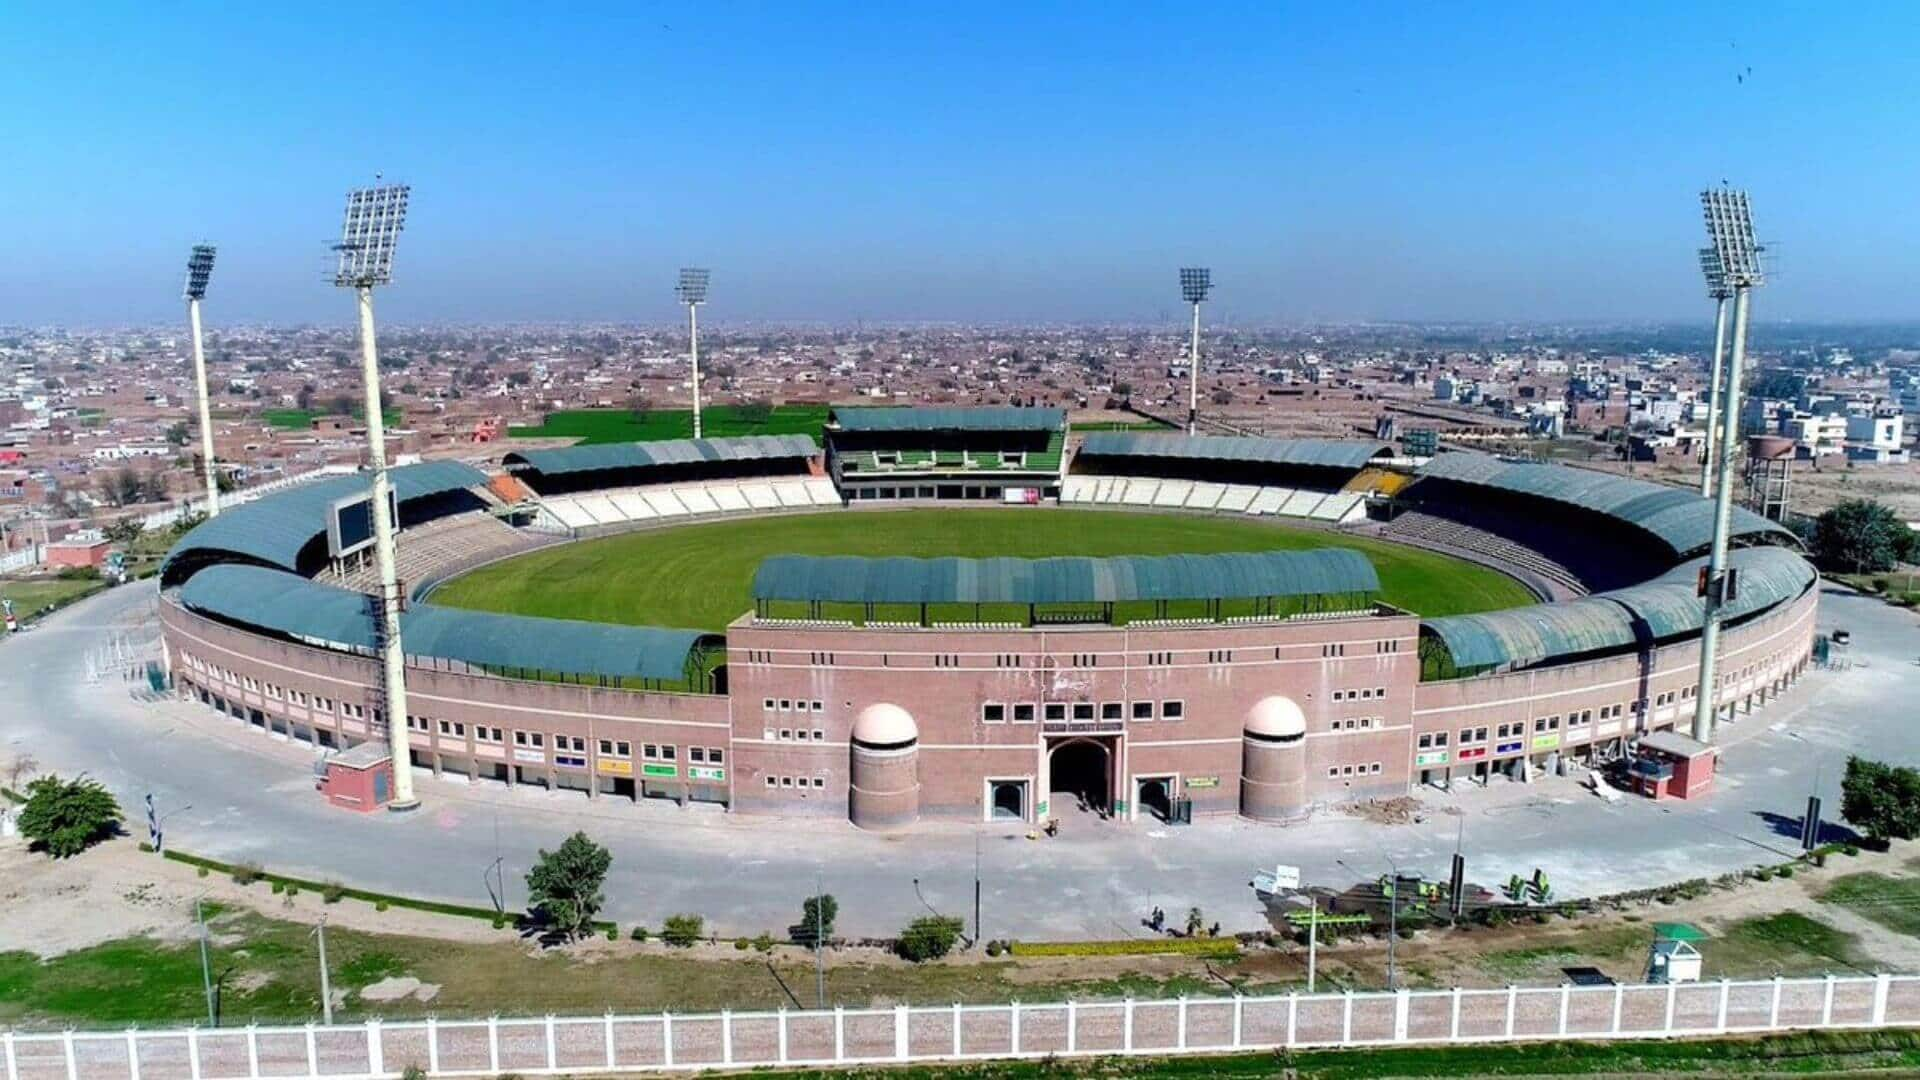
328 487 400 559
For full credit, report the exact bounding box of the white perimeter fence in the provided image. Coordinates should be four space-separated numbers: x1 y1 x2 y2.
5 973 1919 1079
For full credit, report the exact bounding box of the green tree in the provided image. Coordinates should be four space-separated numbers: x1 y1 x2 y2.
1840 757 1920 846
17 775 121 858
896 915 964 962
794 893 838 946
1812 500 1917 574
1747 368 1805 401
101 518 145 545
524 831 611 940
661 913 705 947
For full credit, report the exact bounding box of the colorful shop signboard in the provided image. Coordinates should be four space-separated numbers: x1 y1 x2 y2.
1532 733 1562 750
641 762 678 779
1414 750 1449 768
688 765 726 782
597 759 633 777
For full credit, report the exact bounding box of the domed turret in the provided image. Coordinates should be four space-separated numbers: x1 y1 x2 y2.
850 703 919 830
1241 695 1307 822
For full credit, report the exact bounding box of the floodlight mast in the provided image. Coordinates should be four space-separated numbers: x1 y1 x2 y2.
183 245 222 517
1179 268 1212 435
1691 187 1765 746
331 181 419 811
1697 248 1733 497
677 269 710 439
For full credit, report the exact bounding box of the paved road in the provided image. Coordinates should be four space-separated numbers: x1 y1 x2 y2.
2 581 1915 939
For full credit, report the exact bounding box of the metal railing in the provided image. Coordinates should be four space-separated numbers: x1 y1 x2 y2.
6 973 1917 1079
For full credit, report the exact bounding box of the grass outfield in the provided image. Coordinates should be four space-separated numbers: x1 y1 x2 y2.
428 509 1537 630
508 405 830 445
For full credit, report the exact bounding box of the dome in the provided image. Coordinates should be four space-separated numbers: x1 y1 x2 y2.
1245 695 1307 740
852 703 918 746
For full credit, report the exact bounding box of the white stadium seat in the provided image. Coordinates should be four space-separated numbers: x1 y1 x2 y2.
1246 487 1286 515
804 477 841 505
549 498 598 530
740 482 779 510
576 494 624 525
1120 478 1159 506
609 491 655 520
1184 482 1225 510
1216 484 1258 512
674 485 722 515
772 480 811 507
1279 489 1326 517
710 485 751 512
1151 479 1193 507
642 489 689 517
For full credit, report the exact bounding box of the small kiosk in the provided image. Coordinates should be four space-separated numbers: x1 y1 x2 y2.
317 743 395 812
1628 730 1717 801
1646 923 1705 983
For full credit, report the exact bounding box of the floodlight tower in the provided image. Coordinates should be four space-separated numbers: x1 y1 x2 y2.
1690 187 1765 745
331 181 419 810
182 245 222 516
677 268 710 438
1696 247 1733 497
1179 267 1212 435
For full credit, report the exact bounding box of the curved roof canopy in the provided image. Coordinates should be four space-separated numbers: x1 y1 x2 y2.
828 406 1065 433
180 564 717 682
162 461 486 581
1420 546 1814 671
1417 451 1793 555
1078 432 1391 471
503 434 816 477
752 548 1379 606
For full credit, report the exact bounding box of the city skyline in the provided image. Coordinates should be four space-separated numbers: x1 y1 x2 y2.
4 3 1918 326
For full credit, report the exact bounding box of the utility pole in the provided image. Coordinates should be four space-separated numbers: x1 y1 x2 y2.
197 897 217 1026
813 869 826 1009
314 919 334 1025
1306 895 1318 993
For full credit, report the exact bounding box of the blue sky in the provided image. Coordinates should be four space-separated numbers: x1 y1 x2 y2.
3 2 1917 326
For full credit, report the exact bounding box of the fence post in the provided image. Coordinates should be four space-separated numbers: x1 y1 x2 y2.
721 1011 733 1067
1822 975 1836 1027
1874 973 1892 1026
949 1004 960 1058
1717 979 1731 1032
247 1025 263 1080
1230 994 1243 1049
603 1012 615 1070
305 1024 318 1079
1176 996 1188 1051
832 1006 844 1063
1341 991 1353 1046
1559 984 1571 1036
1123 998 1135 1052
187 1028 201 1080
544 1015 556 1071
1009 1002 1022 1057
895 1005 908 1061
1450 988 1462 1041
486 1017 499 1075
663 1013 674 1069
1505 986 1517 1038
1395 989 1411 1042
426 1018 439 1075
1286 992 1298 1048
1068 1001 1078 1054
778 1008 789 1064
365 1019 382 1078
1769 977 1783 1029
2 1029 15 1080
62 1031 76 1080
1612 984 1625 1034
126 1030 142 1080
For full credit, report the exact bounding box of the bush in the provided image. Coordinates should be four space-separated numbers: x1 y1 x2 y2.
985 940 1004 958
322 882 346 904
630 926 650 943
197 866 210 878
492 915 507 930
284 884 300 899
606 925 619 942
233 862 264 886
734 938 750 951
375 900 390 913
1844 844 1861 857
661 914 705 948
16 775 122 859
753 932 775 953
1777 866 1795 879
1011 937 1238 958
271 880 286 894
896 916 965 963
795 893 839 947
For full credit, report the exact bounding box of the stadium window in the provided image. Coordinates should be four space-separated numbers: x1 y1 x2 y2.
1044 703 1067 722
1342 765 1355 777
1102 702 1123 721
1331 690 1344 703
643 744 658 759
779 699 792 711
1418 733 1433 749
709 749 724 764
811 700 824 712
690 747 704 763
812 729 824 741
1327 766 1339 778
812 777 825 789
662 745 677 761
765 775 776 788
780 776 793 788
1013 703 1036 724
1162 700 1184 721
763 698 775 711
982 703 1006 724
1370 762 1382 775
1072 703 1095 722
779 729 792 741
1132 701 1154 721
616 741 630 757
599 739 613 755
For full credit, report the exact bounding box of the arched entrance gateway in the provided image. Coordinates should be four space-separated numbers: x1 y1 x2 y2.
1046 737 1114 818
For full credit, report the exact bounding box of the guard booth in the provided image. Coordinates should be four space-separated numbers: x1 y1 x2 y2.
1646 923 1705 983
317 743 394 812
1628 730 1717 800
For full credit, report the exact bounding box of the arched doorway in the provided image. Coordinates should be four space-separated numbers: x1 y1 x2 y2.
1135 776 1173 822
1048 738 1112 818
990 780 1027 821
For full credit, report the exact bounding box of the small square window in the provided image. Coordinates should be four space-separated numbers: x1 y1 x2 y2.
983 703 1006 724
811 701 824 712
780 776 793 787
763 698 775 711
710 749 724 765
1044 703 1067 722
766 775 777 787
1162 701 1184 720
1014 704 1036 723
1072 703 1095 721
690 747 706 763
812 729 825 741
779 699 792 711
780 729 792 740
812 777 825 789
1101 703 1123 720
1132 701 1154 721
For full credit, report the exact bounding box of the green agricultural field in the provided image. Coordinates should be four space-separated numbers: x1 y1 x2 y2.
508 405 830 445
429 509 1537 631
262 407 399 430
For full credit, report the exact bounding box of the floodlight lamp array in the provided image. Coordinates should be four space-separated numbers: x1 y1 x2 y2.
1700 188 1764 288
332 183 410 287
676 267 710 305
184 245 217 301
1697 247 1730 300
1179 267 1212 304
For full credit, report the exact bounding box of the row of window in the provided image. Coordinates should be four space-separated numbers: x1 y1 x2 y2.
763 698 826 713
1330 686 1388 703
766 774 827 790
1329 762 1384 778
1333 716 1384 732
767 727 826 743
743 640 1411 668
980 700 1186 724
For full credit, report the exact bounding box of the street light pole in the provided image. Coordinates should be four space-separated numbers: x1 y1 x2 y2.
314 919 334 1025
196 897 217 1027
814 868 826 1009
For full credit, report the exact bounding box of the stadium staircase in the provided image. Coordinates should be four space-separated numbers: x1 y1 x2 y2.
334 511 558 594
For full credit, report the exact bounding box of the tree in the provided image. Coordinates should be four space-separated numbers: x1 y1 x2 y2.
1747 368 1804 401
101 519 145 545
165 421 189 447
896 915 964 962
1840 757 1920 846
524 831 611 940
661 913 705 947
1812 500 1917 574
1185 906 1206 937
794 893 838 946
17 774 121 858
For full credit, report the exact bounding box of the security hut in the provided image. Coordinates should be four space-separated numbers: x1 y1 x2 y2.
1628 730 1717 801
1646 923 1705 984
317 742 395 812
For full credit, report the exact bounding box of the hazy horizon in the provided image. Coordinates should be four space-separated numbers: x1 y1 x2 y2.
5 4 1918 328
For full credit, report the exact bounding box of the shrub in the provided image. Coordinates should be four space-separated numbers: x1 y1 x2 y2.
492 915 507 930
630 926 650 943
896 916 965 963
661 914 704 948
734 938 750 951
16 775 122 859
753 932 775 953
795 893 839 947
606 925 619 942
271 880 286 895
375 900 390 913
1844 844 1861 857
232 862 264 886
197 866 210 878
1777 866 1795 879
1012 937 1238 958
322 882 346 904
283 884 301 899
985 940 1004 958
